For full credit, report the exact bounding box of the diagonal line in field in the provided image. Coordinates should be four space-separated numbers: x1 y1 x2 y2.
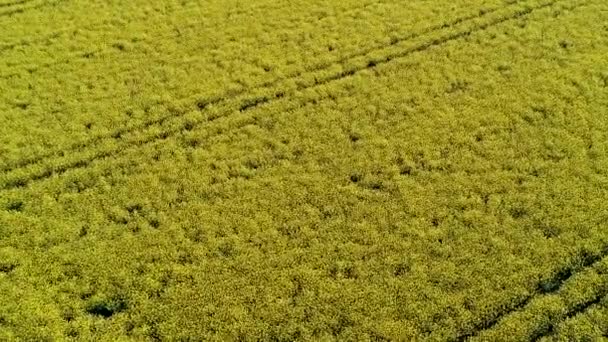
0 0 567 192
0 0 64 18
529 291 608 341
0 0 34 8
455 241 607 341
4 1 604 341
0 0 525 175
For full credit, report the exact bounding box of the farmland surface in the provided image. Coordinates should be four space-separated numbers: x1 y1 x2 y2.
1 0 608 340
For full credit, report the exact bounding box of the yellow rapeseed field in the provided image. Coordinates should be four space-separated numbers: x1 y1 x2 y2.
1 0 607 340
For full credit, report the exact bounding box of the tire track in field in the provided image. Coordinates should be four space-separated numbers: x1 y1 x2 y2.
0 0 571 192
5 1 604 339
2 4 602 333
0 0 33 8
0 0 64 18
59 91 334 197
0 0 523 175
455 241 608 341
531 292 608 341
0 0 501 71
0 0 438 59
0 0 511 80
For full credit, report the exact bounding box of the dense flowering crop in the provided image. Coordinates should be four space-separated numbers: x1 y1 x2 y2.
0 0 607 340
